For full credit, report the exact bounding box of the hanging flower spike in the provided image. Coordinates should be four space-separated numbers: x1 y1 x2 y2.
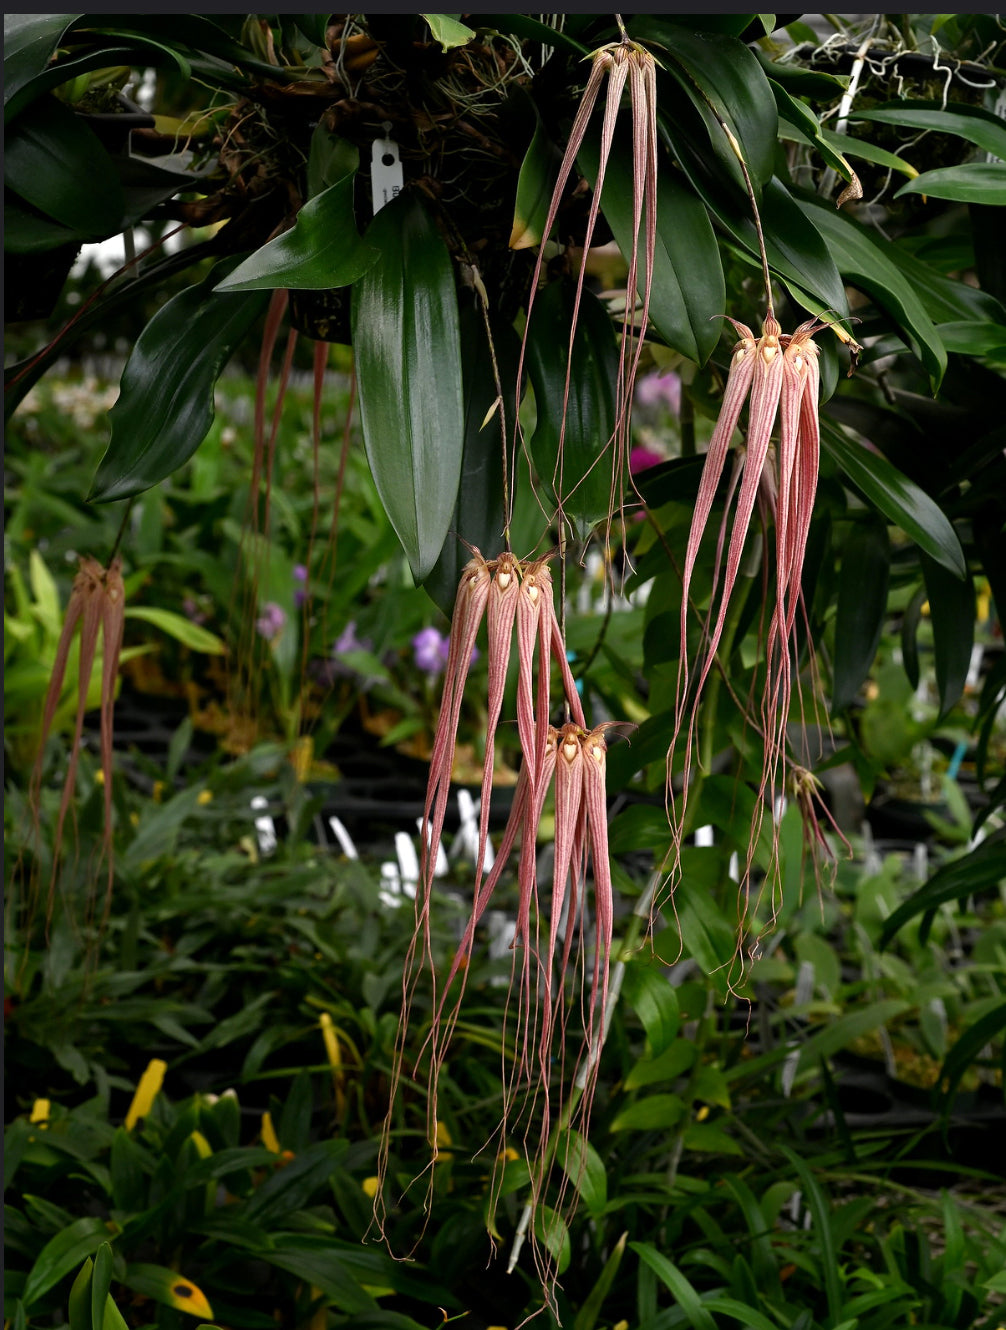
29 556 125 926
666 314 835 958
512 34 659 555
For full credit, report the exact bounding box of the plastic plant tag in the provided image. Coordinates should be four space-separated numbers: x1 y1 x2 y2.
371 125 404 213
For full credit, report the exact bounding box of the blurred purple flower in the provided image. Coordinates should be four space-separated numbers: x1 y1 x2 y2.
635 370 681 414
293 564 308 608
630 445 664 474
183 596 208 627
333 620 371 656
294 564 308 582
413 626 450 676
256 602 286 641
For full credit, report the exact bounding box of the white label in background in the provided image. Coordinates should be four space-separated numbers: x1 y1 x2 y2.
371 129 403 213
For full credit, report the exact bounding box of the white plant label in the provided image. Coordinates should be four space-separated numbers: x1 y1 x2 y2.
371 125 403 213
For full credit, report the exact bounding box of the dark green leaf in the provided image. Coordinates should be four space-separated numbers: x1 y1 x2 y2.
524 279 618 539
778 1147 842 1323
557 1129 607 1218
91 1243 113 1330
510 115 560 251
631 18 778 189
920 551 975 717
819 127 921 180
293 14 331 48
937 1000 1006 1111
216 165 378 292
424 297 520 615
901 585 926 691
936 320 1006 357
89 261 268 502
630 1245 718 1330
581 128 724 364
621 962 681 1057
573 1232 627 1330
832 516 890 713
851 101 1006 162
772 83 860 191
22 1217 112 1309
754 49 850 97
624 1038 695 1090
611 1093 686 1132
820 419 966 578
243 1142 343 1224
475 14 587 57
798 197 946 388
878 833 1006 948
3 13 84 121
4 93 123 237
351 190 465 583
896 163 1006 206
3 191 85 253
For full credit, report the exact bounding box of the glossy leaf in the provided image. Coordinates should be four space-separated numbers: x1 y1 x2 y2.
936 320 1006 357
475 13 588 57
754 48 851 97
581 127 725 364
425 298 520 615
850 100 1006 162
772 82 861 192
422 14 476 49
217 175 378 292
4 192 86 254
878 833 1006 948
510 116 560 250
3 13 83 121
524 279 618 539
920 550 975 718
22 1217 112 1308
611 1093 686 1132
351 190 464 583
819 420 966 578
622 963 681 1058
90 262 268 502
4 93 123 238
832 516 890 713
896 163 1006 206
631 18 778 189
819 127 920 180
798 197 946 388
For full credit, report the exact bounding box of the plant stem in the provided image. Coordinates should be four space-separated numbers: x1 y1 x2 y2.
507 867 662 1273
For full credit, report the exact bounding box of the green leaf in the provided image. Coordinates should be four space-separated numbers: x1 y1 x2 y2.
22 1217 114 1309
89 261 268 502
630 1245 718 1330
4 191 87 253
624 1038 696 1090
293 14 331 48
631 19 778 189
621 962 681 1058
91 1243 114 1330
611 1093 686 1132
3 13 84 122
243 1141 343 1225
901 585 926 690
581 128 725 364
938 1000 1006 1110
524 279 619 539
896 163 1006 206
793 1000 910 1077
778 1147 841 1324
573 1232 627 1330
510 116 560 251
215 170 379 292
851 100 1006 162
772 83 861 191
832 516 890 713
920 551 975 718
424 298 520 616
557 1129 607 1219
351 190 465 583
878 833 1006 948
4 93 123 237
798 197 946 388
124 607 226 655
820 128 920 180
532 1206 571 1275
936 320 1006 357
422 14 476 49
819 420 966 578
